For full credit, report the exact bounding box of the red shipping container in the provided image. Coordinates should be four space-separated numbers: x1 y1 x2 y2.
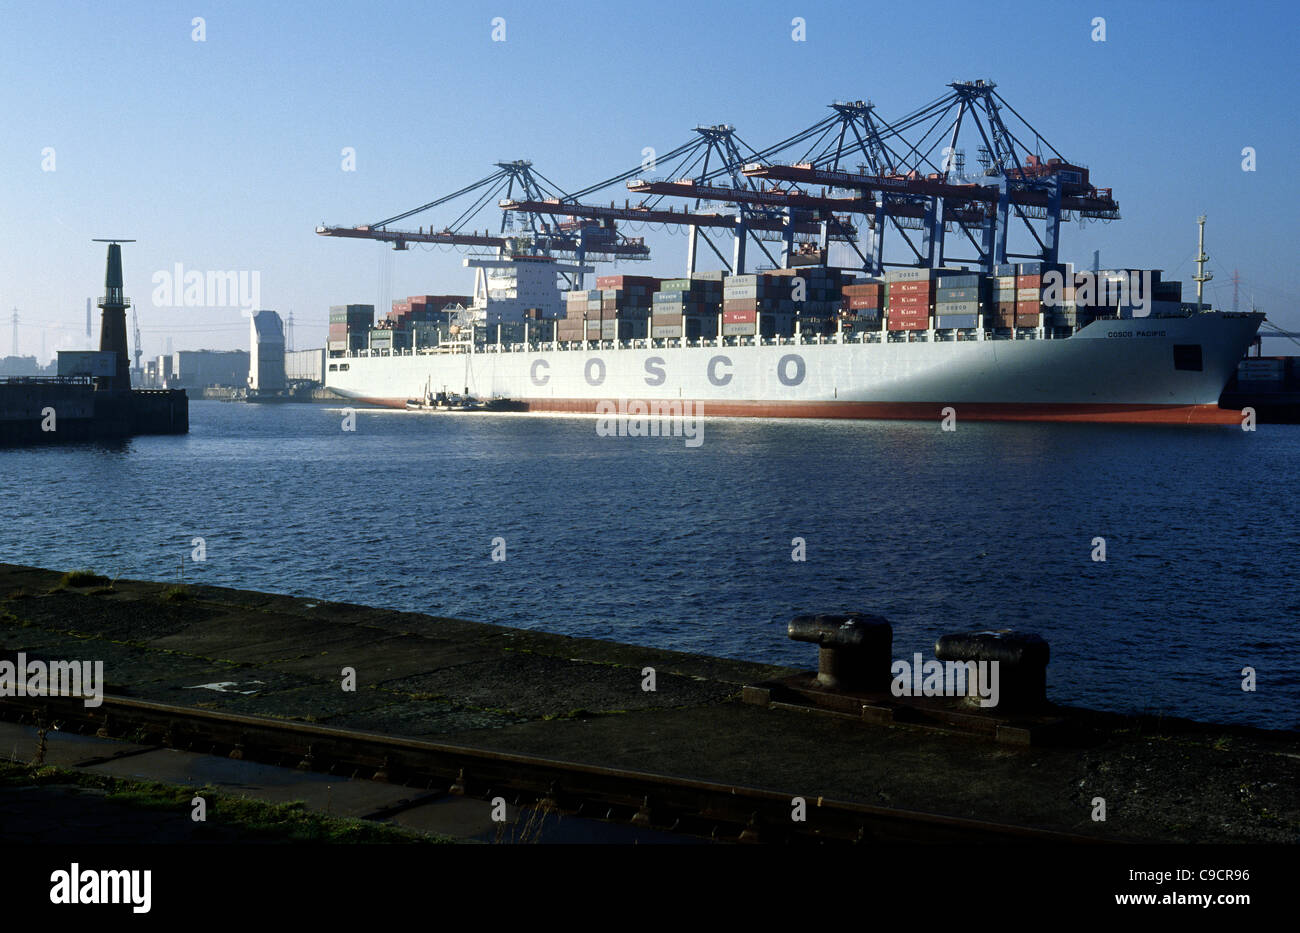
889 294 930 308
1015 275 1041 288
847 296 881 310
890 281 932 296
887 318 928 331
1015 300 1041 314
596 275 661 290
1015 314 1039 327
723 310 757 324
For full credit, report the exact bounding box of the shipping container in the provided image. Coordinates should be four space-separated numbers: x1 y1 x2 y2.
884 268 933 283
935 300 979 315
596 275 661 290
1015 313 1040 327
936 313 978 329
887 317 928 331
1015 300 1041 314
889 280 933 296
935 273 980 288
1016 275 1041 288
1236 358 1286 382
888 293 930 308
934 286 979 302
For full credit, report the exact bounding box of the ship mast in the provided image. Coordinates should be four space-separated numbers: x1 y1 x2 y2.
1192 215 1213 313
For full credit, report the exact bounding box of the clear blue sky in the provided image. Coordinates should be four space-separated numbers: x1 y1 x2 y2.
2 0 1297 359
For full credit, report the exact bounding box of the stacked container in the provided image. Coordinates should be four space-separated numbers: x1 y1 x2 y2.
721 273 793 336
329 304 375 354
780 266 851 336
933 271 984 329
841 279 886 326
652 276 723 339
883 269 935 331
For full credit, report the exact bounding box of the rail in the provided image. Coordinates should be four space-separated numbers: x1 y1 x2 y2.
0 375 93 385
334 325 1075 360
0 692 1108 844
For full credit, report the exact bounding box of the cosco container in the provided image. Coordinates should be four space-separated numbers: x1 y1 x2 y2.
935 300 978 315
884 268 933 282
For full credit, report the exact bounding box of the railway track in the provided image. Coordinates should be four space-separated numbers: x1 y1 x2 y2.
0 693 1109 844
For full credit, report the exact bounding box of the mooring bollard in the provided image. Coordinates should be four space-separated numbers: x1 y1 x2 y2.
933 630 1050 712
788 612 893 691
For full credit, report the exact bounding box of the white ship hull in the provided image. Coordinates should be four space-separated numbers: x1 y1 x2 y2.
326 313 1264 424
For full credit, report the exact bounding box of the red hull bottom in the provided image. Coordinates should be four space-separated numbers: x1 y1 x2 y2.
352 396 1243 425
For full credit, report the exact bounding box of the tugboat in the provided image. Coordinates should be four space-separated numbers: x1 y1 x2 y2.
405 379 486 412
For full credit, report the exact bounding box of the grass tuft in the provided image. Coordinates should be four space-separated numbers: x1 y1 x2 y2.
55 570 110 590
160 585 191 603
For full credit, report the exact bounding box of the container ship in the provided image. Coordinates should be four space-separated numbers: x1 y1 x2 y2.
324 256 1263 424
317 84 1267 424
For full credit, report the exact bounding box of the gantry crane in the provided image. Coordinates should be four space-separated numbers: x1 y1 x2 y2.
633 82 1118 274
319 80 1117 280
316 160 651 288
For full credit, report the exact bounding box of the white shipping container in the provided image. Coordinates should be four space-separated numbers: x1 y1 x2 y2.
934 300 978 315
884 268 932 282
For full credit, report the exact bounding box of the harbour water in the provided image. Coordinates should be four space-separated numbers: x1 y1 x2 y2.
1 400 1295 729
